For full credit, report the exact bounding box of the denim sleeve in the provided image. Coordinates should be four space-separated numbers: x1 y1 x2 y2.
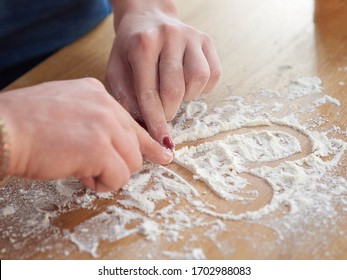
0 0 111 88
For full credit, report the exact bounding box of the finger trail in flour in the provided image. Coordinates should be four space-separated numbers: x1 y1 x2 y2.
0 76 346 259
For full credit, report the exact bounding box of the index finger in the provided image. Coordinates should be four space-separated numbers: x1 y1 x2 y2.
130 54 173 148
134 122 174 165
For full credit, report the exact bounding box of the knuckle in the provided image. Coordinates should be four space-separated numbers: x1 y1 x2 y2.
83 77 104 89
93 109 110 123
185 25 199 35
128 31 157 55
160 23 181 37
137 87 159 104
161 82 184 99
159 57 181 69
188 68 211 85
201 32 212 44
210 66 222 81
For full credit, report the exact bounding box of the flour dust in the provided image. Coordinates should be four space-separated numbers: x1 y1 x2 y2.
0 76 346 259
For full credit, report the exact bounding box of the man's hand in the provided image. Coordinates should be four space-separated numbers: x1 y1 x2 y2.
0 78 173 192
106 0 221 148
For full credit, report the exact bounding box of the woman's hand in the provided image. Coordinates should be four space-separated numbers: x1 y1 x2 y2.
106 0 221 148
0 78 173 192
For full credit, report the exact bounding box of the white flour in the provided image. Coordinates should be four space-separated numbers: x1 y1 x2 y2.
163 248 206 260
287 77 322 100
0 76 346 259
174 130 301 203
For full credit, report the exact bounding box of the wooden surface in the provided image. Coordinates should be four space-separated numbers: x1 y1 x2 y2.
1 0 347 259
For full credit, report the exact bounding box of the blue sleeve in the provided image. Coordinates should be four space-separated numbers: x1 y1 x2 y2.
0 0 111 88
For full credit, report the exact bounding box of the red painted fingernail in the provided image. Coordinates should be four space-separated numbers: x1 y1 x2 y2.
162 136 174 150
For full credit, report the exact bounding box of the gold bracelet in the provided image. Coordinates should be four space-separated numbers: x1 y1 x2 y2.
0 118 10 177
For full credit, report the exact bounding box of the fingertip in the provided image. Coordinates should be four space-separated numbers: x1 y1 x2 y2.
162 136 175 150
79 177 115 193
95 181 116 193
79 177 96 190
161 146 174 164
148 146 173 165
135 117 175 164
140 135 174 165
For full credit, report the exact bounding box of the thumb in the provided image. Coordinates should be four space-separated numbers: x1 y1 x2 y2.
135 123 174 165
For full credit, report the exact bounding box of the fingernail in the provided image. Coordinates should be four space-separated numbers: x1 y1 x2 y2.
162 147 174 163
162 136 174 150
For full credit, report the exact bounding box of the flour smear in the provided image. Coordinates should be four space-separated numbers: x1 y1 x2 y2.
0 76 346 259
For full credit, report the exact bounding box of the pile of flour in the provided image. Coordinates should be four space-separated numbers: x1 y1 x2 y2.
0 76 346 259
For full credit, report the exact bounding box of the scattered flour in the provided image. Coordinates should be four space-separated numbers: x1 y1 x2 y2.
287 76 322 100
259 89 281 98
313 95 341 107
1 205 16 216
174 130 301 201
0 76 346 259
163 248 206 260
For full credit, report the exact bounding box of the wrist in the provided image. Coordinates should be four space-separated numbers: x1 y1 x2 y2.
110 0 177 30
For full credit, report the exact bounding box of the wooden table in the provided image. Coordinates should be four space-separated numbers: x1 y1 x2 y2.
1 0 346 259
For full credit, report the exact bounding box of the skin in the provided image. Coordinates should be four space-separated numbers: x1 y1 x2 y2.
0 0 221 192
106 0 222 146
0 78 173 192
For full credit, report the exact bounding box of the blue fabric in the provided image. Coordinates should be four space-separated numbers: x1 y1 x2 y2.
0 0 111 88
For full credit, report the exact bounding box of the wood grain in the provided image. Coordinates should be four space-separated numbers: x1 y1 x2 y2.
1 0 346 259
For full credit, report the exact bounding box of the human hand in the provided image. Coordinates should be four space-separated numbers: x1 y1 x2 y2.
106 0 221 148
0 78 173 192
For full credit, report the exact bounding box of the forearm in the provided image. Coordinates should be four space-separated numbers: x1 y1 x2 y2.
109 0 177 30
